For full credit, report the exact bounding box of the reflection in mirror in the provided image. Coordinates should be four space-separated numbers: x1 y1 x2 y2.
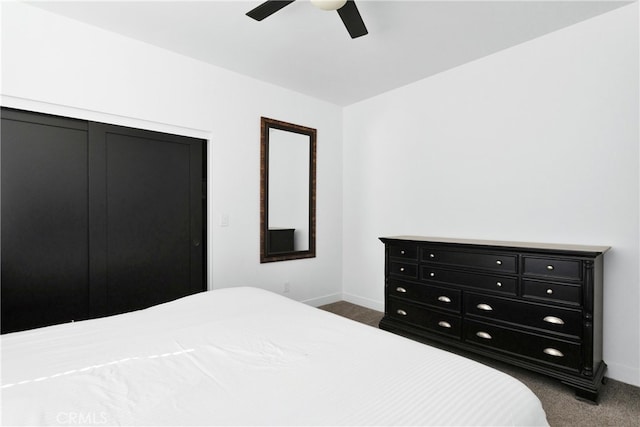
268 128 310 251
260 117 316 263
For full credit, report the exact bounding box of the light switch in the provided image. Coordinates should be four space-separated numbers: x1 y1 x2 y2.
220 214 229 227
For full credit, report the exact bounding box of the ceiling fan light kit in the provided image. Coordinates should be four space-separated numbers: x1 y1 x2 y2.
247 0 368 39
310 0 347 11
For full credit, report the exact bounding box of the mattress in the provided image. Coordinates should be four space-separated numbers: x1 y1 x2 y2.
1 287 548 426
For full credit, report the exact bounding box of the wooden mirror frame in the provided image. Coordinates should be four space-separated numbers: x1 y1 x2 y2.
260 117 316 263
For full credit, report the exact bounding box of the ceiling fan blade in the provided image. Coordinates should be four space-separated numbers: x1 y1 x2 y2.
246 0 296 21
337 0 368 39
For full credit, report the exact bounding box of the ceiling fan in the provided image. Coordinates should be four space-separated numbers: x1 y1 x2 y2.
246 0 368 39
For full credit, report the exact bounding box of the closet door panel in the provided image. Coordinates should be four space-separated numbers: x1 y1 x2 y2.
90 124 204 316
1 111 89 333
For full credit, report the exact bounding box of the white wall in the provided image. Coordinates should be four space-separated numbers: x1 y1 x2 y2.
343 3 639 387
0 2 344 306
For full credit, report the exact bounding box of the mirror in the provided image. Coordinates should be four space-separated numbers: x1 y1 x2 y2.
260 117 316 263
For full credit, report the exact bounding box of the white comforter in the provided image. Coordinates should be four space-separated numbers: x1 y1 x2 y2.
1 287 548 426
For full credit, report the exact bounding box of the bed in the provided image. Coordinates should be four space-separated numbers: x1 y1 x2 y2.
1 287 548 426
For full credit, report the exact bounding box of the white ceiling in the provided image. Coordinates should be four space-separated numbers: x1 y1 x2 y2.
30 0 630 106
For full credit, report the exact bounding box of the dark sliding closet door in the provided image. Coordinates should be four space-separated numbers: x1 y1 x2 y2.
1 111 90 332
89 123 204 317
1 108 206 333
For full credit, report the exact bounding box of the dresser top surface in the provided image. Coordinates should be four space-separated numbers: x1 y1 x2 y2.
380 236 611 254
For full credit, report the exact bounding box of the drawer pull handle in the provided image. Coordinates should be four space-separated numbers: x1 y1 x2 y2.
400 250 405 255
396 309 407 316
438 296 451 303
429 272 435 277
400 267 405 272
543 348 564 357
546 288 554 295
438 321 452 329
396 287 407 293
496 260 502 265
547 265 554 270
543 316 565 325
476 331 492 340
496 281 502 288
476 303 493 311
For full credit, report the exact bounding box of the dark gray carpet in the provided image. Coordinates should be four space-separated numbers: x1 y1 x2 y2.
320 301 640 427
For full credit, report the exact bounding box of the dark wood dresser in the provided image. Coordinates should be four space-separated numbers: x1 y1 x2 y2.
379 236 609 402
268 228 295 253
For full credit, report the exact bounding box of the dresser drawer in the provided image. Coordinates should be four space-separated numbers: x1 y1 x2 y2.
523 256 581 280
389 261 418 279
465 293 582 338
464 320 581 371
387 298 461 339
522 280 582 306
421 266 516 296
388 279 461 313
389 244 418 260
422 248 517 273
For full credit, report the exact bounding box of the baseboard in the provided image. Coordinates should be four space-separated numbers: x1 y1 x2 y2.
605 361 640 388
342 292 384 312
301 292 342 307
